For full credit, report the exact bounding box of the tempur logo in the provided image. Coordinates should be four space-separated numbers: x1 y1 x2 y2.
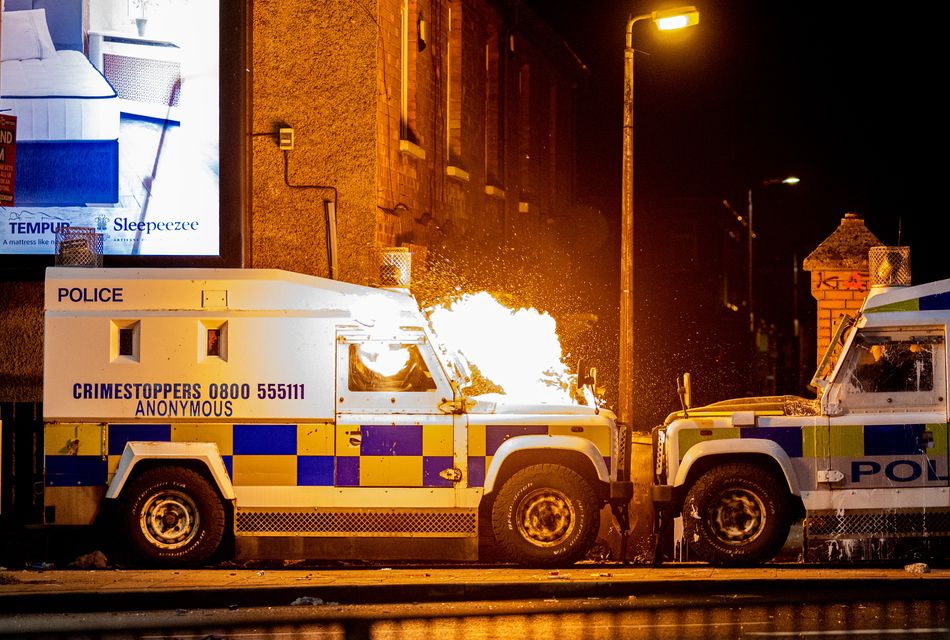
8 221 70 234
113 218 200 234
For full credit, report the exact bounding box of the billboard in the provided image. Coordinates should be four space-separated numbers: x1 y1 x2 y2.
0 0 243 263
0 113 14 205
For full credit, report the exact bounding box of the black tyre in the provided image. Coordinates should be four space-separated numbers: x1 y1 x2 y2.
119 466 226 567
491 463 600 567
683 463 790 567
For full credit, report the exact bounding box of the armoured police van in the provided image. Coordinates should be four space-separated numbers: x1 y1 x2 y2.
653 274 950 565
43 267 632 567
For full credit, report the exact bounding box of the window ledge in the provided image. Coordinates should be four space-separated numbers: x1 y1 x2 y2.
446 165 470 182
485 185 506 198
399 139 426 160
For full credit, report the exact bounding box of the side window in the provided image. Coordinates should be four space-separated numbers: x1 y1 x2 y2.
348 343 437 393
840 328 945 411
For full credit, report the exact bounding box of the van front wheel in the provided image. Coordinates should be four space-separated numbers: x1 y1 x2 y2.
683 463 790 567
120 466 226 567
491 464 599 567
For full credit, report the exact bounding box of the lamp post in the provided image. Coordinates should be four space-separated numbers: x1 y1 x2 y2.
746 176 801 395
746 176 799 336
619 6 699 429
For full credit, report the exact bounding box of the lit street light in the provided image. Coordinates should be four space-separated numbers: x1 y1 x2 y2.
619 5 699 429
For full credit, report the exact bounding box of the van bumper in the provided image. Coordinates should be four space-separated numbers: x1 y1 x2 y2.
609 480 634 502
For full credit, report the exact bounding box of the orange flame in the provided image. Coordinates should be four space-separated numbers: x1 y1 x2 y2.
428 292 576 403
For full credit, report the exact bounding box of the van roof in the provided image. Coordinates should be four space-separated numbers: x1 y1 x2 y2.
45 268 422 320
863 277 950 315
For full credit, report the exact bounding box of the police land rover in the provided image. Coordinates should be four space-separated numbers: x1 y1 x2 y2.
41 266 633 567
653 270 950 565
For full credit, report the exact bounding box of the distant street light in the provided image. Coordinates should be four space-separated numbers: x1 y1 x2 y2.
619 5 699 429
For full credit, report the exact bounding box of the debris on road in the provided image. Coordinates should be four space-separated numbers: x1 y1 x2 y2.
905 563 931 574
68 550 108 569
291 596 325 606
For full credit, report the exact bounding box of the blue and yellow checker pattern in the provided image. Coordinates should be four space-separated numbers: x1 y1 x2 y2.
676 421 949 487
44 421 614 489
334 423 455 487
45 422 445 488
466 424 612 487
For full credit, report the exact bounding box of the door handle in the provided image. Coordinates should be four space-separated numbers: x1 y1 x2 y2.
349 436 362 447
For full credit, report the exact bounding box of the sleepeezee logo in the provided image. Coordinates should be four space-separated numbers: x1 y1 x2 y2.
113 218 200 234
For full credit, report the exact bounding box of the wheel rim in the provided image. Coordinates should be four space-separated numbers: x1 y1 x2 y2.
139 489 200 550
516 488 575 547
709 487 765 545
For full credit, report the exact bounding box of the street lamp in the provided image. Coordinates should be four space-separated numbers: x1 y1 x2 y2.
745 175 799 397
619 5 699 429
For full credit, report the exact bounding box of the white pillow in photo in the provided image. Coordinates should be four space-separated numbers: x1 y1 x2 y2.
1 9 57 61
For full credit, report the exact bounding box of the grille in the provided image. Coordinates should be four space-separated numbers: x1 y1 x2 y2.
614 422 631 481
869 246 911 287
805 510 950 539
654 428 667 482
379 247 412 287
236 508 477 537
55 227 103 267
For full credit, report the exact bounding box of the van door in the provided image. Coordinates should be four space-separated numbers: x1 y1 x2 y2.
334 330 459 502
822 327 949 500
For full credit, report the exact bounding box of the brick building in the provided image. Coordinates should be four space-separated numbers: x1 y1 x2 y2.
251 0 589 287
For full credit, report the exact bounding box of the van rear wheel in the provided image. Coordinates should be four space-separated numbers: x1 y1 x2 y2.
120 466 226 567
491 464 599 567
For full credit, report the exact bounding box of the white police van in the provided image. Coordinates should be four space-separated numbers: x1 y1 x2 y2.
42 267 632 567
652 271 950 565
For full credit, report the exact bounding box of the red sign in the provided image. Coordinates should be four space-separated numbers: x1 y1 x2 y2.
0 114 15 206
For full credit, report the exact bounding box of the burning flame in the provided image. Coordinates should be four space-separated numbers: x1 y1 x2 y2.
427 292 575 403
355 343 411 376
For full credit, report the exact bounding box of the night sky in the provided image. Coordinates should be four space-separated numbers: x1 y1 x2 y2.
517 0 946 420
525 0 947 285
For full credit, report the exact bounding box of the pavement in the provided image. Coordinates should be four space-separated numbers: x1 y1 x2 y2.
2 562 949 615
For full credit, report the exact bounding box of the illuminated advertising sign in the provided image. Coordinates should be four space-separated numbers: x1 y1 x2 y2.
0 0 242 261
0 114 14 205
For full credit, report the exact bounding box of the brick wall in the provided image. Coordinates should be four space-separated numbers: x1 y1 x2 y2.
251 0 584 281
803 213 882 377
252 0 378 284
375 0 584 277
810 269 869 362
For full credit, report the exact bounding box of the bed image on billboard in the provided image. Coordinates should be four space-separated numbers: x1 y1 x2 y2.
0 0 220 257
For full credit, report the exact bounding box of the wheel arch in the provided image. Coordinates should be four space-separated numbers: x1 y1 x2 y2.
105 441 235 502
483 435 609 498
675 451 805 520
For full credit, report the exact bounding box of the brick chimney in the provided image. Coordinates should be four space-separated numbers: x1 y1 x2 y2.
802 212 882 371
